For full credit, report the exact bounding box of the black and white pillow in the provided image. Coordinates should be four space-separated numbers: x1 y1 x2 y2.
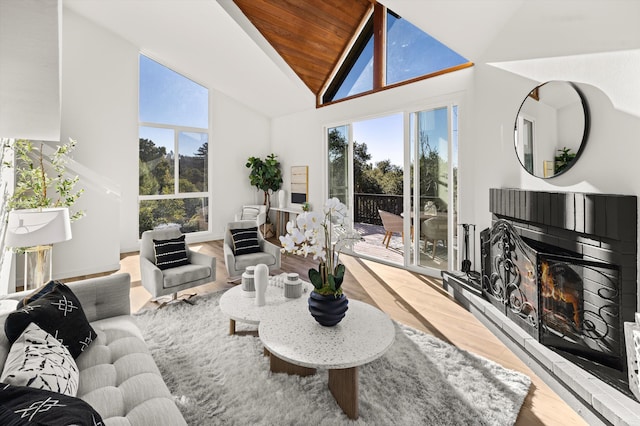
241 206 260 221
230 227 261 255
0 382 103 425
15 280 58 309
4 283 97 359
1 323 79 396
153 235 190 270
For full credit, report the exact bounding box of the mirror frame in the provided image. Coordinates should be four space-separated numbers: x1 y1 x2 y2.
514 81 590 179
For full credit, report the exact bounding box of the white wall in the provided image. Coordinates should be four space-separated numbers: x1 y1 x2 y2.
471 50 640 307
58 8 135 277
210 90 271 238
50 8 271 279
272 48 640 308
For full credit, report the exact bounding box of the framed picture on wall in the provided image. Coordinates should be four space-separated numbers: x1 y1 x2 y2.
291 166 308 204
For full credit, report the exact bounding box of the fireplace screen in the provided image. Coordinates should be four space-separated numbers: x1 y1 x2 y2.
482 219 623 371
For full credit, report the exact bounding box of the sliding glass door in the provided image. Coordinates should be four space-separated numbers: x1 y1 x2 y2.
408 105 458 273
326 102 459 275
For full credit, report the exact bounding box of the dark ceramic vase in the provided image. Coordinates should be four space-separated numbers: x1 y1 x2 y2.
308 291 349 326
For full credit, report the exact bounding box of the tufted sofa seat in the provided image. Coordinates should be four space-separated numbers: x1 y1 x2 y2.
0 273 186 426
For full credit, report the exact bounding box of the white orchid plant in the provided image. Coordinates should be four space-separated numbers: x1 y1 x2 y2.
279 198 362 296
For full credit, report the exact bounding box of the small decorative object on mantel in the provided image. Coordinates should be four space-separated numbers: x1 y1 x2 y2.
241 266 256 297
279 198 362 326
254 264 269 307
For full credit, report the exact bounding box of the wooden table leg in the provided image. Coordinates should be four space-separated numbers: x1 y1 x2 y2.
328 367 359 420
229 319 236 335
269 353 316 376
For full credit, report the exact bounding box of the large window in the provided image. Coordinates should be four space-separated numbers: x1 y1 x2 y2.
138 54 209 236
322 6 471 104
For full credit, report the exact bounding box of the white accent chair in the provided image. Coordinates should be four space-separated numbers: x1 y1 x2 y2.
140 227 216 306
234 204 267 227
223 220 281 279
421 216 448 258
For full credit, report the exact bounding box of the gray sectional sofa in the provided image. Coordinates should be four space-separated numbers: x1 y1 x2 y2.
0 273 186 425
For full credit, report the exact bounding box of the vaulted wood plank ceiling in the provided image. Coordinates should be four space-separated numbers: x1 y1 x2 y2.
233 0 373 96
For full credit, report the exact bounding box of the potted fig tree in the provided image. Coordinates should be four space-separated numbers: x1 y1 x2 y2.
245 153 283 237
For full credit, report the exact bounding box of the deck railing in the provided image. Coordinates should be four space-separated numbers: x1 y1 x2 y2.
354 193 402 225
353 193 444 225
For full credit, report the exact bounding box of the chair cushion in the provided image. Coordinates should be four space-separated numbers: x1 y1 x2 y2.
162 264 211 288
234 252 277 272
4 283 97 359
230 227 261 255
153 235 189 270
240 206 260 221
1 322 79 396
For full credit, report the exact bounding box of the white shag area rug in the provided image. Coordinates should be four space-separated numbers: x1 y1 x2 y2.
135 291 531 425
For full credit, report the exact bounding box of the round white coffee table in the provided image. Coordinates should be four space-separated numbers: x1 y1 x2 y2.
258 299 395 419
219 280 312 335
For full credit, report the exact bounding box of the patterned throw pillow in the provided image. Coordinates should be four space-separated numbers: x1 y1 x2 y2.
15 280 58 309
153 235 190 270
230 227 261 255
0 383 103 425
4 283 97 359
1 323 79 396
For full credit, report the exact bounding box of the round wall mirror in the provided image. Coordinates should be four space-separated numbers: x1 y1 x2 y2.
514 81 589 178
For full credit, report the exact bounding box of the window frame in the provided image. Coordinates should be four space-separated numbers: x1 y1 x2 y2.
319 4 473 107
138 54 211 237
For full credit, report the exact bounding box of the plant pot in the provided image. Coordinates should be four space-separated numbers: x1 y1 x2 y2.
262 223 275 239
308 291 349 327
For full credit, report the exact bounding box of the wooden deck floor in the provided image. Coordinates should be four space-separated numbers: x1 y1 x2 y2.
352 222 449 269
116 239 586 426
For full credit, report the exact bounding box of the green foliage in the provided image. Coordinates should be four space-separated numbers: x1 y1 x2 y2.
554 146 576 174
245 154 283 211
308 262 345 296
6 139 84 221
137 137 209 236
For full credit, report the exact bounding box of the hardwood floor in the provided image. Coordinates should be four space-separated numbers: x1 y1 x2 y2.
114 239 587 426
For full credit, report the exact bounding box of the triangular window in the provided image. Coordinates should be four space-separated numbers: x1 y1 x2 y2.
322 5 471 104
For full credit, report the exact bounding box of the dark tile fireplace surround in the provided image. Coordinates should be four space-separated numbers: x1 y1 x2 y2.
442 188 640 426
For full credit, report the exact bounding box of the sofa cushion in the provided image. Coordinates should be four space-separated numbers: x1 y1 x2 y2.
230 227 260 255
76 315 186 425
4 283 97 359
0 382 103 425
1 323 79 396
153 235 189 270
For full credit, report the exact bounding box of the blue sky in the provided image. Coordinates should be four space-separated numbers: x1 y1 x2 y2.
139 55 208 130
353 114 404 167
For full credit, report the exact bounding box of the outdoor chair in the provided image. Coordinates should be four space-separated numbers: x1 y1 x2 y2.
378 209 404 249
421 216 447 258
